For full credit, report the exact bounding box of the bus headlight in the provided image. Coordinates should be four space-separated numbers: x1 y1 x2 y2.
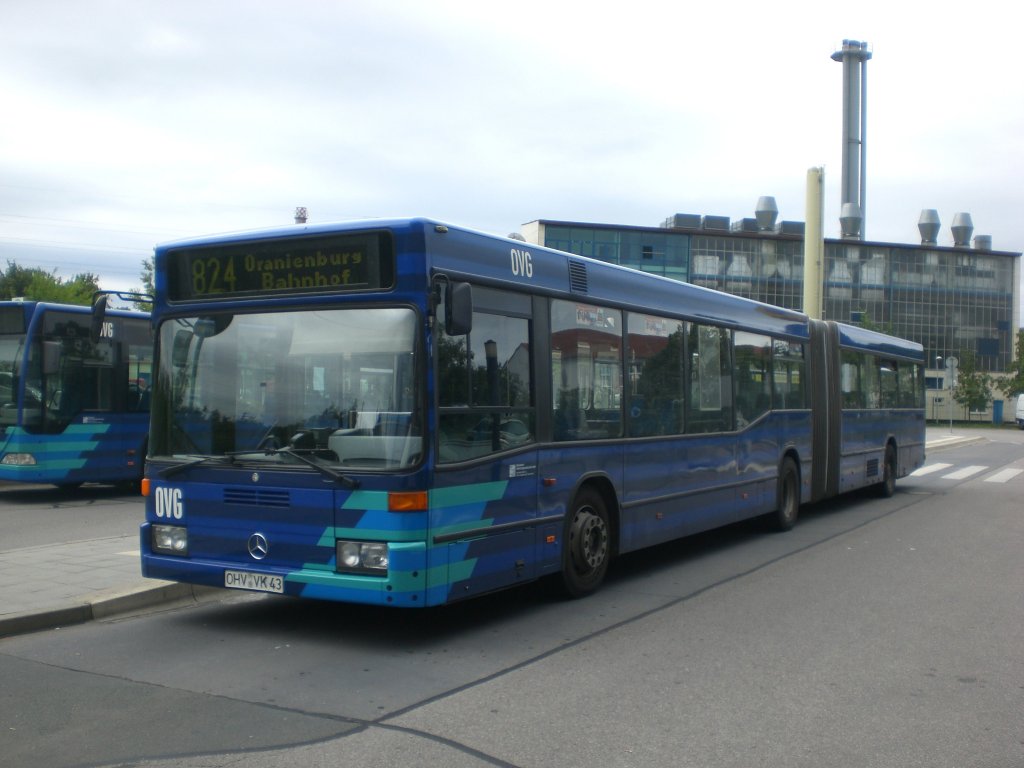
152 525 189 556
1 453 37 466
336 541 389 575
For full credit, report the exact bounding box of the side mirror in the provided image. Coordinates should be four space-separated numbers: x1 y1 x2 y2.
445 282 472 336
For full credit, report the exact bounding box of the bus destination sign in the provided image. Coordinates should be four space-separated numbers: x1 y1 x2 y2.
167 232 394 300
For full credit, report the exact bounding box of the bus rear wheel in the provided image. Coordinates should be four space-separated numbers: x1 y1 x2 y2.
560 488 611 598
770 457 800 532
877 445 897 498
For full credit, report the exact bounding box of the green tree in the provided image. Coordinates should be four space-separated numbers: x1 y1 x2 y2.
131 257 155 311
0 261 100 305
952 349 993 421
852 310 895 337
997 329 1024 399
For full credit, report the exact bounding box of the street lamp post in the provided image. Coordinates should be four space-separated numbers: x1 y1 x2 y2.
945 356 958 433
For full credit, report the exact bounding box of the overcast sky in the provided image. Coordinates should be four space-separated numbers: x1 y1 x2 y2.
1 0 1021 304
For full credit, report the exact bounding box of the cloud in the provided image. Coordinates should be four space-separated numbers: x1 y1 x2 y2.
0 0 1020 299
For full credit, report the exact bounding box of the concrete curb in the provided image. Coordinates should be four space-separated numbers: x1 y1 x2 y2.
925 435 987 452
0 583 224 639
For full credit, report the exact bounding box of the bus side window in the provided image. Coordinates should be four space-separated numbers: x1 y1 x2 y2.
437 286 534 461
772 339 806 410
626 313 685 437
734 331 772 426
551 300 621 441
880 360 899 408
840 351 864 408
686 323 732 433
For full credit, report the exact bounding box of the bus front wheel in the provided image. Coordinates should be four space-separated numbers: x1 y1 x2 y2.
560 488 611 598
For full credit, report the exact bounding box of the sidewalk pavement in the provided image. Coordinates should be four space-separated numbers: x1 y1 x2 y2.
0 428 989 639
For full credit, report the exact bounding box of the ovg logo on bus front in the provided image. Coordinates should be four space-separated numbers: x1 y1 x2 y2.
154 487 184 519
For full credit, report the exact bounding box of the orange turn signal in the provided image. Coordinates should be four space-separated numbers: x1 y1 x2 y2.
141 478 151 497
388 490 428 512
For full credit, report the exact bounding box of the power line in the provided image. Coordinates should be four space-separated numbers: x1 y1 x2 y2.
0 212 182 238
0 236 151 255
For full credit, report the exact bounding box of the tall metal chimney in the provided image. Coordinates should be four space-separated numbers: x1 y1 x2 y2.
832 40 872 240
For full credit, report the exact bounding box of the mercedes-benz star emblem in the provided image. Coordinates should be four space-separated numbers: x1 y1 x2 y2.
247 533 269 560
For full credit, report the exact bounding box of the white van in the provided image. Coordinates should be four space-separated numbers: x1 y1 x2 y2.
1016 394 1024 429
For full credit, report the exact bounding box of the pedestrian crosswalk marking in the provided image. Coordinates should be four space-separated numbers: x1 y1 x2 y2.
910 463 952 477
984 468 1023 484
941 465 988 480
910 463 1024 483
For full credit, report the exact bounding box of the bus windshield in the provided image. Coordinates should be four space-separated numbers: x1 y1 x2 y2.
0 336 25 427
151 307 422 469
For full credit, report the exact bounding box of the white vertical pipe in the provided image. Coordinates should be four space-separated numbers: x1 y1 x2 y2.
804 167 825 320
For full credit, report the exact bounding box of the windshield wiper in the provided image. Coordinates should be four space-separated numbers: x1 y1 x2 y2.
156 448 359 489
259 447 360 489
158 453 236 479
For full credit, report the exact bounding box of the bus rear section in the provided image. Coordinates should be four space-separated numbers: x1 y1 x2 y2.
807 320 926 502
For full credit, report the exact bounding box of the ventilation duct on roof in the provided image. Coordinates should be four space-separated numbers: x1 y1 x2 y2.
951 212 973 247
755 196 778 231
839 202 863 239
918 209 940 245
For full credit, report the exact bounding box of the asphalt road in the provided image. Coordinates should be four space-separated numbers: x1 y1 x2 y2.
1 431 1022 767
0 482 140 550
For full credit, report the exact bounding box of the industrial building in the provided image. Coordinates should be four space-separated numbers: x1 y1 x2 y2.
520 206 1021 421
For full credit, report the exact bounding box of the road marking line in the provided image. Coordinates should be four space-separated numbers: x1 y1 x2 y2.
984 468 1024 484
910 463 952 476
941 465 988 480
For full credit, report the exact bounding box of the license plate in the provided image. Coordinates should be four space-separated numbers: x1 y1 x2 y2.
224 570 284 594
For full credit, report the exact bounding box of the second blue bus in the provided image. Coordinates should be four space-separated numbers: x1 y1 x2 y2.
0 299 152 488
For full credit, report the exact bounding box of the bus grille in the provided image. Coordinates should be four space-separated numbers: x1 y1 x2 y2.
223 488 291 508
866 458 879 478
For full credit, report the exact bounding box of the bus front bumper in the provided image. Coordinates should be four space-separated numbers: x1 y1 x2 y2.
140 530 435 608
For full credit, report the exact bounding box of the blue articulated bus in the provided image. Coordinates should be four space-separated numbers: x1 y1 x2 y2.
140 218 925 606
0 299 152 488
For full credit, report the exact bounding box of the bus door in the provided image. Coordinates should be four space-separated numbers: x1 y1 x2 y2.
120 323 154 479
432 444 539 602
39 312 121 482
433 286 539 601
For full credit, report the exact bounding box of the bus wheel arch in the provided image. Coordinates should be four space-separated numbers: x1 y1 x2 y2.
559 479 618 598
877 441 897 498
770 453 801 532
